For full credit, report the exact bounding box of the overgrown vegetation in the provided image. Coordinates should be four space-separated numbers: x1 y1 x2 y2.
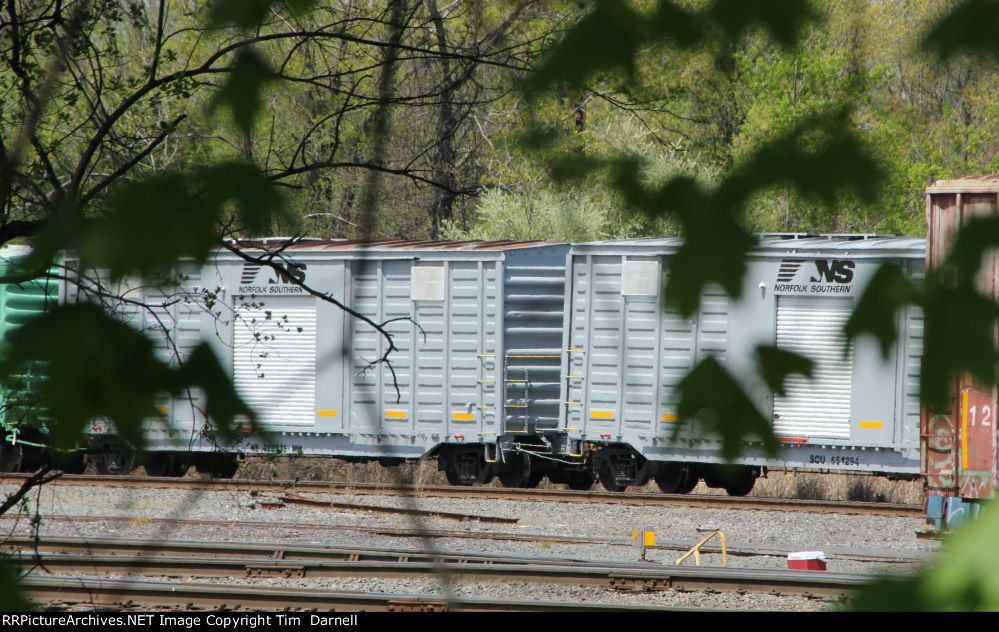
3 0 999 611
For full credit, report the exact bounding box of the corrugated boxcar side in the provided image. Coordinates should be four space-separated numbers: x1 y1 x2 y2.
502 245 569 434
0 247 60 439
924 180 999 502
563 237 923 475
69 262 209 447
346 256 502 442
565 250 708 442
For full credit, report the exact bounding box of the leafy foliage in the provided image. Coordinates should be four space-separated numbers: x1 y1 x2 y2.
674 356 779 460
210 50 275 136
0 304 255 451
755 345 814 397
521 0 818 97
844 264 920 359
0 560 30 611
29 162 286 281
922 0 999 62
849 500 999 611
209 0 318 29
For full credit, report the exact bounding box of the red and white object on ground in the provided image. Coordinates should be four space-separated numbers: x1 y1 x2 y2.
787 551 827 571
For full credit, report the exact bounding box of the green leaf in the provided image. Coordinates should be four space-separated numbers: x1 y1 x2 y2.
669 196 757 315
0 559 30 611
210 48 274 136
723 110 882 207
520 1 649 98
209 0 318 29
707 0 818 48
849 499 999 611
922 0 999 62
0 303 173 450
72 162 285 280
674 356 779 460
0 304 258 451
198 162 285 235
80 172 217 279
755 345 813 396
845 264 921 359
921 281 999 412
175 344 261 444
943 214 999 283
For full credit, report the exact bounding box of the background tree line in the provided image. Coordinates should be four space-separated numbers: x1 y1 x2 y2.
8 1 998 250
3 0 999 611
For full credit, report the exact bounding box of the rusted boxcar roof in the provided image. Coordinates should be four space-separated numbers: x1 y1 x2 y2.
227 238 562 252
926 175 999 193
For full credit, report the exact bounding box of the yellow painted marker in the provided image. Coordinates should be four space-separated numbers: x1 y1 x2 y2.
451 412 475 421
317 409 338 417
386 410 408 419
858 420 883 429
591 411 614 420
961 390 969 470
661 413 677 423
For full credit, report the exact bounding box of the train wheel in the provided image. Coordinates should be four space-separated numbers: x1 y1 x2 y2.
653 464 689 494
95 447 135 475
143 454 173 477
210 454 239 479
563 471 595 491
50 450 86 474
0 441 23 473
675 473 698 494
445 469 472 486
523 470 544 489
597 464 626 492
724 476 756 497
498 452 533 488
143 454 190 477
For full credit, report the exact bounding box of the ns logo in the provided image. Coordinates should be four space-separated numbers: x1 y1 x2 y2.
776 259 856 285
810 259 855 284
239 261 308 285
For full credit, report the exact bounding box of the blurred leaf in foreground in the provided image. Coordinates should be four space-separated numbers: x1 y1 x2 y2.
922 0 999 62
209 49 275 136
0 560 30 611
70 162 286 280
755 345 813 397
845 263 922 359
849 500 999 611
674 356 780 460
0 304 255 451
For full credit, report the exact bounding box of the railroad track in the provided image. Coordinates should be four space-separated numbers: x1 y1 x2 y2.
20 575 709 612
0 473 922 517
0 513 930 566
7 536 865 597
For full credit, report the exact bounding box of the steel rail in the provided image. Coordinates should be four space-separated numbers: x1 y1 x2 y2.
0 516 929 566
11 552 866 597
0 473 922 517
19 575 711 612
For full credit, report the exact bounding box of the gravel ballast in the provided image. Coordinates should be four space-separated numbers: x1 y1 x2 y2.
1 481 938 610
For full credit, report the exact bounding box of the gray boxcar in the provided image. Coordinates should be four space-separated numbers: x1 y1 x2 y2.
560 234 924 494
80 240 570 481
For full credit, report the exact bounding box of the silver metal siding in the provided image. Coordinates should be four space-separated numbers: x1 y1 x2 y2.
233 296 318 427
501 247 568 433
772 297 854 439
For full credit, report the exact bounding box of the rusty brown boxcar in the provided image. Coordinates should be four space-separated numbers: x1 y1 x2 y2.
924 176 999 529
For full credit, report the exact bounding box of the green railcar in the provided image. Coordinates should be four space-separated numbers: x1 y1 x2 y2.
0 246 59 472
